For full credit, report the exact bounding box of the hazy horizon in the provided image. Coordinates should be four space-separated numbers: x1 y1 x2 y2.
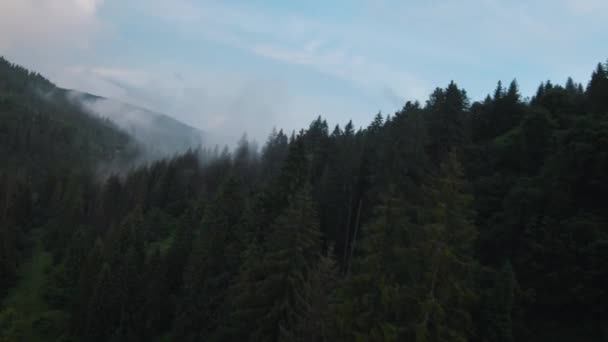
2 0 607 143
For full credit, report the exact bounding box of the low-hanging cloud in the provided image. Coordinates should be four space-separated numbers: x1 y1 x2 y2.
3 0 606 152
62 65 297 148
67 90 206 161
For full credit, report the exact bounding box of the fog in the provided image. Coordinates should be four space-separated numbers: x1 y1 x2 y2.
65 90 205 160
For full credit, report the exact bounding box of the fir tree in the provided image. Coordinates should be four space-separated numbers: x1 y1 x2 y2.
225 186 323 342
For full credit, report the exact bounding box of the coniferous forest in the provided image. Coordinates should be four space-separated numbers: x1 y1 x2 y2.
1 56 608 341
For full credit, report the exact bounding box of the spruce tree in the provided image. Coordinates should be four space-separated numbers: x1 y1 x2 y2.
425 82 469 162
173 177 246 341
478 262 518 342
292 249 339 342
225 186 323 342
341 152 478 342
84 263 117 342
411 152 478 342
587 63 608 114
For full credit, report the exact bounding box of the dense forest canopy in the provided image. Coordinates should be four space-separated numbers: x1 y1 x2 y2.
1 56 608 341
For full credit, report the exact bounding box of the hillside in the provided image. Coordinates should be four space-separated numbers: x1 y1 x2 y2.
0 57 135 177
1 56 608 341
67 90 205 160
0 56 206 171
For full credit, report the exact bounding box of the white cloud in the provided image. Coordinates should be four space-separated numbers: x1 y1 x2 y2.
3 0 604 147
140 0 429 102
563 0 608 13
75 0 104 14
139 0 596 103
0 0 104 51
59 63 300 146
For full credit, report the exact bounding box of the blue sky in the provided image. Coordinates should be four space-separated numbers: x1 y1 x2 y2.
1 0 607 144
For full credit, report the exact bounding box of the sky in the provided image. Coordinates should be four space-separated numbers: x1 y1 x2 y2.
1 0 607 144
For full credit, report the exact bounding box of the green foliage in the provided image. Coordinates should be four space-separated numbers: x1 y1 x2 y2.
0 230 70 341
224 186 323 342
2 56 608 342
0 57 134 180
173 177 246 341
339 153 478 342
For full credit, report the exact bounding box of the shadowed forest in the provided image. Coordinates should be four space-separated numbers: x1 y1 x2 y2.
1 56 608 341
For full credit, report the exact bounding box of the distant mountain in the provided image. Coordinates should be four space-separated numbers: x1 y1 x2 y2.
0 56 134 176
1 56 206 177
65 90 206 160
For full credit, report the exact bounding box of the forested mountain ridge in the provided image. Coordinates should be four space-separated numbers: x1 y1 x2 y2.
0 56 134 175
67 90 205 160
1 58 608 341
0 57 137 326
0 56 205 167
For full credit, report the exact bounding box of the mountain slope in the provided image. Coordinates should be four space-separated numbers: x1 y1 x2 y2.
1 56 206 169
66 90 206 159
0 57 134 177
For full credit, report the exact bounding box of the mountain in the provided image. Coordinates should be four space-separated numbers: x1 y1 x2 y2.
3 55 608 342
65 90 206 160
1 56 206 171
0 56 134 177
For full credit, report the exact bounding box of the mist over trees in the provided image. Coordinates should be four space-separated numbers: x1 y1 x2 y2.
1 56 608 341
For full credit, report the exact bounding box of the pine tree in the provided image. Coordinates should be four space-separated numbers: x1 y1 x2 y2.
163 205 198 298
411 152 478 342
565 77 576 94
74 238 104 333
225 186 323 342
114 246 142 334
425 82 469 162
292 249 339 342
139 247 170 340
0 222 19 295
369 112 384 135
506 80 520 102
261 128 289 185
249 136 311 246
173 178 246 341
587 63 608 114
99 175 124 227
494 81 504 100
478 262 518 342
531 82 545 106
341 152 478 342
104 209 146 272
337 191 417 341
45 228 90 309
84 263 117 342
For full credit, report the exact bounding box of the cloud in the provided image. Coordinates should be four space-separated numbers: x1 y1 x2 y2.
382 87 406 108
61 63 297 146
0 0 104 51
563 0 608 13
140 0 429 101
0 0 343 145
3 0 605 149
138 0 590 103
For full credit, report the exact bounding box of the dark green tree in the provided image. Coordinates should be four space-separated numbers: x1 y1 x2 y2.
225 186 323 342
587 62 608 114
173 177 246 341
